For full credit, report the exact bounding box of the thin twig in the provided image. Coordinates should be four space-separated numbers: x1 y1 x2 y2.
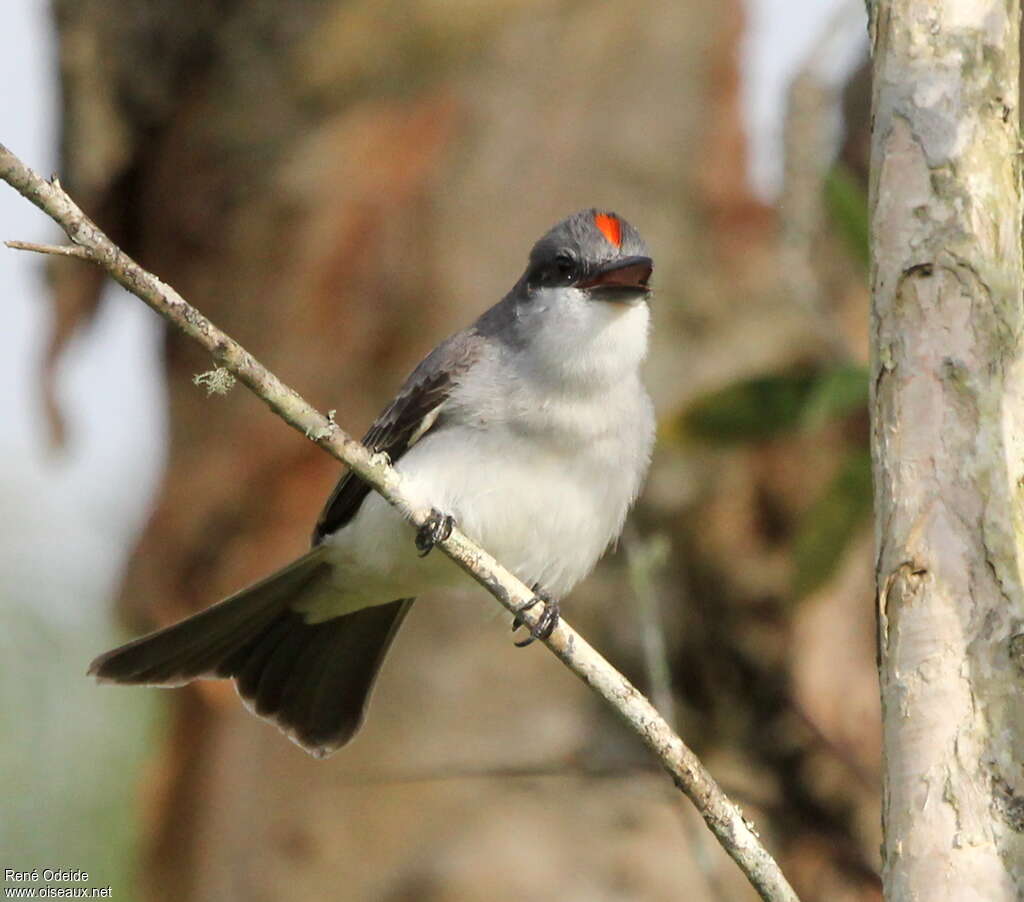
626 533 732 901
625 532 676 729
0 141 800 902
5 239 94 260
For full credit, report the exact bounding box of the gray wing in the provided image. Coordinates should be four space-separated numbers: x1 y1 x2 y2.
311 328 484 544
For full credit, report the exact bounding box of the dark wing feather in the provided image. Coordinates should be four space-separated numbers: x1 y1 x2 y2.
312 328 484 544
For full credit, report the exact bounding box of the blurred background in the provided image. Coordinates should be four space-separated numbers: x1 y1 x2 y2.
0 1 877 899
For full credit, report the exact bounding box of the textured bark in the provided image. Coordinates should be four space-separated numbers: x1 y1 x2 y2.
870 2 1024 899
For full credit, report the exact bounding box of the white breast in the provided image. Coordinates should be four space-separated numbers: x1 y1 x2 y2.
423 298 656 595
314 295 655 620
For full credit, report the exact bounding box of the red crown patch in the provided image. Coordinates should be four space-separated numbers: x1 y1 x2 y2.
593 212 622 248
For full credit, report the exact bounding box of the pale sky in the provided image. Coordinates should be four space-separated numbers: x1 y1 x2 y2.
742 0 867 197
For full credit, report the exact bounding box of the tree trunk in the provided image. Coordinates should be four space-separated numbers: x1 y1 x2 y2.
870 2 1024 899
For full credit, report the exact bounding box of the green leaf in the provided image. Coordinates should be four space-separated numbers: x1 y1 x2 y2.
791 449 873 598
681 365 868 445
825 163 869 270
682 371 817 443
799 364 869 430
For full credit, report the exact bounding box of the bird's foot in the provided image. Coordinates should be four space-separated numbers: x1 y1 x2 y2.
511 585 560 647
416 508 455 557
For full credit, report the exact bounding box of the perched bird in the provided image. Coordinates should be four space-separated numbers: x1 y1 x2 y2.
90 209 656 758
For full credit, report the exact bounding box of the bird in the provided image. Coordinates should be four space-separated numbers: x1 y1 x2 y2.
89 209 656 758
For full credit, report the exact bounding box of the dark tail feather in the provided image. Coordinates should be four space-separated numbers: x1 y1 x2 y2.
88 548 330 687
88 547 414 756
226 599 414 757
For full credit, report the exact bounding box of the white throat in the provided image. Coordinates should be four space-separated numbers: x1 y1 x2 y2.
518 286 650 394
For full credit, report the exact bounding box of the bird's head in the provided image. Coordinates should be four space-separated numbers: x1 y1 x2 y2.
521 209 652 305
502 210 653 387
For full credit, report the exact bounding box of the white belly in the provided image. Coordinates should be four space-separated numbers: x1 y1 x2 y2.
406 424 636 596
306 399 652 622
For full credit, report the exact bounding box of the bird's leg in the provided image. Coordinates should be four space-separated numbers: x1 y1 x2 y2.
415 508 455 557
511 584 561 647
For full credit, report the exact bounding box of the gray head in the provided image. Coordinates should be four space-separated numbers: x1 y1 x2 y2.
517 209 652 303
476 209 653 388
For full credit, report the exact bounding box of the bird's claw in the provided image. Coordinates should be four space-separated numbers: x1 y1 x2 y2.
416 509 455 557
511 585 560 647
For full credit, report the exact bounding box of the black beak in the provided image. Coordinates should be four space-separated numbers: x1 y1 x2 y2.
577 255 653 301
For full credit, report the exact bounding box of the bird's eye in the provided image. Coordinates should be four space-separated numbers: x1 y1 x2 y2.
553 253 577 281
526 252 578 290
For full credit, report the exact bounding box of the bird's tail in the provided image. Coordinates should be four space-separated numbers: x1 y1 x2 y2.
88 547 414 757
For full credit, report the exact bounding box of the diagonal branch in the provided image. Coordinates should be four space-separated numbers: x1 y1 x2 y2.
0 141 800 902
